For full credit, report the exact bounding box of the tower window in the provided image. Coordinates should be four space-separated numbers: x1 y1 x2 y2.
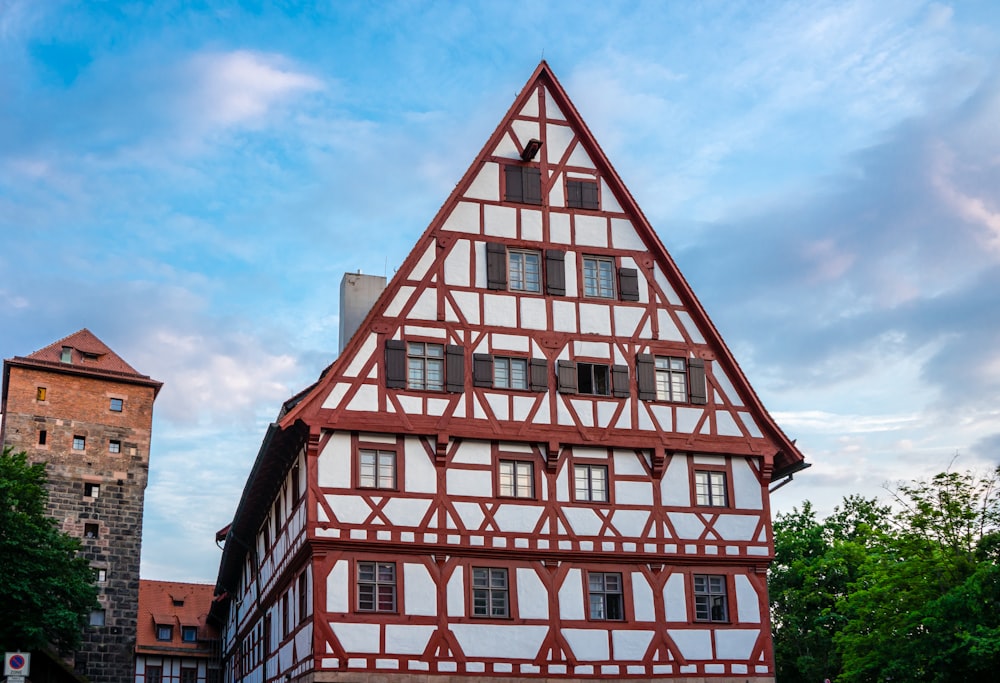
60 346 73 363
36 386 47 401
73 435 86 450
109 440 121 454
84 483 100 498
109 398 123 412
84 523 99 539
38 430 47 445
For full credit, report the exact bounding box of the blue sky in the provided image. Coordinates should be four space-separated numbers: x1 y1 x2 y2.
2 0 999 582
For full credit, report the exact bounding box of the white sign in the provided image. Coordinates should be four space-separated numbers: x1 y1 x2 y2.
4 651 30 676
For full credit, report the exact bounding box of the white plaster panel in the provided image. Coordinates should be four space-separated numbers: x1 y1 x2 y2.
328 494 373 525
404 439 437 493
405 325 446 338
521 209 543 242
517 568 549 619
574 214 608 248
656 310 685 341
513 396 537 422
485 392 510 421
715 629 760 659
609 509 650 538
408 243 437 283
493 131 520 160
492 333 529 351
550 174 565 207
318 433 351 488
596 400 619 428
465 163 500 201
570 399 594 427
563 506 603 536
447 468 492 498
550 212 571 244
484 204 517 238
614 305 645 338
602 186 623 214
452 440 492 465
383 286 415 318
574 446 609 460
326 560 348 613
558 569 585 620
735 575 762 623
740 412 763 438
614 481 653 508
396 394 422 415
615 409 632 429
403 565 437 617
668 629 712 660
676 407 702 433
578 303 611 335
733 459 764 510
382 498 432 527
385 625 436 655
493 504 544 533
408 287 437 320
500 442 534 454
512 119 541 149
544 88 566 120
545 122 573 166
519 92 538 117
453 502 485 530
715 514 761 541
612 629 654 660
552 300 577 333
520 297 547 330
574 340 610 358
613 449 646 476
610 217 643 250
562 629 609 660
556 396 575 426
653 266 681 305
483 293 518 327
630 572 656 622
716 411 742 437
714 367 743 407
473 241 487 289
692 454 725 465
342 334 377 379
556 467 569 501
668 512 705 539
535 399 551 424
451 625 548 659
649 404 673 432
332 622 380 653
451 290 481 325
676 311 706 344
448 567 465 617
564 249 578 294
444 239 472 288
442 201 481 234
637 404 655 431
568 144 594 168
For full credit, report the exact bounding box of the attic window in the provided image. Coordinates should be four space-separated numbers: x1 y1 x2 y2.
110 398 123 412
567 179 599 210
61 346 73 363
36 386 47 401
182 626 198 642
156 624 173 641
82 352 99 362
504 165 542 205
172 598 184 607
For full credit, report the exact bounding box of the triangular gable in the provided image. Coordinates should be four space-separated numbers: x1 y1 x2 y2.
282 62 803 476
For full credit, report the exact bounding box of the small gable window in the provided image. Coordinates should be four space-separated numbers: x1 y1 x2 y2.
385 340 465 393
486 242 565 295
508 249 541 292
557 360 629 398
504 165 542 205
567 179 600 210
61 346 73 363
473 354 548 392
182 626 198 642
636 354 708 404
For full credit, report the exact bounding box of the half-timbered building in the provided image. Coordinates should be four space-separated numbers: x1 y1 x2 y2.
211 62 806 683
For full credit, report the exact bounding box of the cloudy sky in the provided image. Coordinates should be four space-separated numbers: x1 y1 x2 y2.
2 0 999 583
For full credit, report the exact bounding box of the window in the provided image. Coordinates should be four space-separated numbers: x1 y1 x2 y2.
84 483 100 498
89 609 105 626
359 449 396 489
146 665 163 683
508 249 541 292
407 342 444 391
38 430 47 445
494 357 529 390
583 256 615 298
504 165 542 205
567 179 599 210
61 346 72 363
695 470 728 507
656 357 687 401
109 397 123 412
298 572 308 621
588 572 624 620
109 439 121 454
95 568 107 583
499 460 533 498
357 561 396 612
156 624 173 641
694 575 729 622
84 523 99 539
282 592 290 636
291 464 301 504
274 495 282 527
574 464 608 502
472 567 509 618
180 669 197 683
73 435 86 450
36 386 47 401
578 362 611 396
182 626 198 642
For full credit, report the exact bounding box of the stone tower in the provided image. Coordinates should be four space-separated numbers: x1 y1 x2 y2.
1 329 162 683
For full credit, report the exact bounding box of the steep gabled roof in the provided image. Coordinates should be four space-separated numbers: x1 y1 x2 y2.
136 580 218 654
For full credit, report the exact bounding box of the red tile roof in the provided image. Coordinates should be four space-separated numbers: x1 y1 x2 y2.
136 580 218 655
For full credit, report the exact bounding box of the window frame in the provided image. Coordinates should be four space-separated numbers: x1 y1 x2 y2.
573 463 610 503
84 523 99 539
146 665 163 683
494 356 530 391
109 439 121 453
357 447 397 490
587 571 625 621
694 468 730 507
89 609 106 627
577 361 611 396
471 566 511 619
582 255 615 298
356 560 398 613
109 397 124 412
498 459 535 499
156 624 173 641
507 248 542 293
181 626 198 642
693 574 730 623
180 668 197 683
655 356 688 402
406 341 445 391
73 435 86 451
84 483 100 498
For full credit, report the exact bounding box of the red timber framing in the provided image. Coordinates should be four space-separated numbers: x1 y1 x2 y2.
211 62 805 683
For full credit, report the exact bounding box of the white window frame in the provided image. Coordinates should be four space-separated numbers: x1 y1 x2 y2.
499 460 534 498
582 256 615 298
407 342 445 391
508 249 541 293
359 449 396 489
574 464 609 502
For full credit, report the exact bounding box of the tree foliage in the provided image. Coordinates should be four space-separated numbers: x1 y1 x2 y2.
0 447 99 652
771 467 1000 683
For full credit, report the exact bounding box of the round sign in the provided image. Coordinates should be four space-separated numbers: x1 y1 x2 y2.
9 654 26 670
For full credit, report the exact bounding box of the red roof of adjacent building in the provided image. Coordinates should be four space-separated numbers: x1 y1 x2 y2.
136 580 218 655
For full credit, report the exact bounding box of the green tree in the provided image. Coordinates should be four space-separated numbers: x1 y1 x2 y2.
0 447 99 652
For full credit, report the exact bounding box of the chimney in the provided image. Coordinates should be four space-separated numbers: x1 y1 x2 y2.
339 272 387 353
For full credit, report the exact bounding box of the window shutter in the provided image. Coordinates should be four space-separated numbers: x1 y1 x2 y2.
619 267 640 301
636 354 656 401
385 340 406 389
504 166 524 203
545 249 566 296
530 358 549 392
688 358 708 404
582 181 600 209
486 242 507 290
566 180 581 207
523 167 542 205
473 354 494 388
446 345 466 393
556 360 578 394
612 364 630 398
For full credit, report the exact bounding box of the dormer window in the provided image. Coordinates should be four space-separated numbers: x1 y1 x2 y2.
61 346 73 363
156 624 172 641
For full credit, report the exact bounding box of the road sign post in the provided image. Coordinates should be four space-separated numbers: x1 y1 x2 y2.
4 651 31 677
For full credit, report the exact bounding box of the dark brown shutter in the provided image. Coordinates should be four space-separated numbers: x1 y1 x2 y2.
486 242 507 290
473 354 494 388
582 181 600 209
446 345 465 393
619 268 640 301
385 340 406 389
636 354 656 401
612 364 630 398
545 249 566 296
524 167 542 205
530 358 548 392
504 165 523 203
567 180 582 207
556 360 578 394
688 358 708 404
